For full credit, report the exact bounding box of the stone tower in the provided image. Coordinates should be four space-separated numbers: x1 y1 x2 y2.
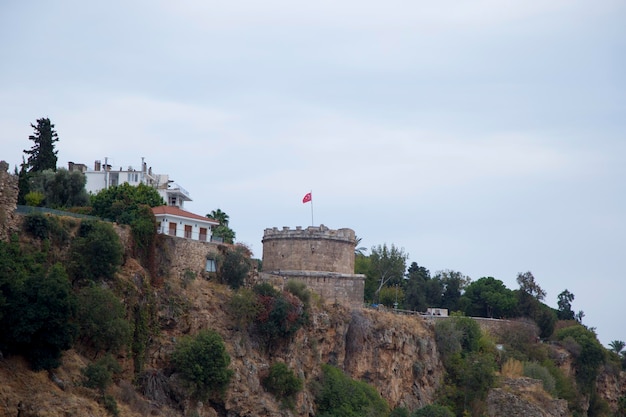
261 225 365 307
0 161 19 242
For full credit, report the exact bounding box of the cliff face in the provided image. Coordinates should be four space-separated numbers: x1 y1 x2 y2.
146 275 445 416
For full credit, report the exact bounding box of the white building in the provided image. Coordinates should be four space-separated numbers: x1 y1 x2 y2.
152 206 219 242
69 158 192 209
69 158 218 242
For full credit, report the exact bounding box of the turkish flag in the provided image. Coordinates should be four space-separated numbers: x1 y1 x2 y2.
302 192 312 204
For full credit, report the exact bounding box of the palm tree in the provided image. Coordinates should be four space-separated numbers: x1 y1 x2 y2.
354 235 367 256
608 340 625 354
207 208 229 226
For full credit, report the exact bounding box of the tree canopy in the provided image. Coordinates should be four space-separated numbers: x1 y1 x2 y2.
369 244 408 303
207 208 236 243
24 117 59 173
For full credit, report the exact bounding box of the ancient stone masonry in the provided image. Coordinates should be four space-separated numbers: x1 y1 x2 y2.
261 224 365 307
0 161 19 242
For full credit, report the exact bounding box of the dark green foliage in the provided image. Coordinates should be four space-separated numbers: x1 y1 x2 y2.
23 212 50 239
130 204 158 271
313 364 389 417
0 253 77 370
262 362 303 409
103 394 119 416
82 354 122 393
206 209 236 243
524 362 556 395
253 283 307 348
29 168 89 208
228 288 261 330
68 220 123 284
24 117 58 173
218 244 251 289
434 316 495 416
616 395 626 417
459 276 517 318
285 279 311 308
77 286 133 354
556 325 605 393
369 243 408 303
411 404 455 417
170 330 233 401
557 289 576 321
390 406 410 417
90 183 164 224
17 157 30 205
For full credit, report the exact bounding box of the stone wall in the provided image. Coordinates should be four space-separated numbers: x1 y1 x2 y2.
262 225 355 273
0 161 19 242
160 235 221 280
260 271 365 308
261 225 364 307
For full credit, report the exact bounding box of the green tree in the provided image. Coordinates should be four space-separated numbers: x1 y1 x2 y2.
218 244 251 289
29 168 89 208
16 157 30 205
90 183 164 224
369 243 408 303
609 340 625 355
354 235 367 256
556 325 605 393
207 209 236 243
68 220 123 285
403 262 431 311
24 117 58 172
557 289 576 320
262 362 303 409
516 271 546 301
76 286 133 354
6 263 77 370
459 277 517 318
170 330 233 401
82 354 122 394
437 270 470 312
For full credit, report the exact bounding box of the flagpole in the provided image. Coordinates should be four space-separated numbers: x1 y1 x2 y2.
310 190 314 226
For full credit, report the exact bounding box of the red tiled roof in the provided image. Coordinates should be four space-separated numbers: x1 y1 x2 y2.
152 206 219 224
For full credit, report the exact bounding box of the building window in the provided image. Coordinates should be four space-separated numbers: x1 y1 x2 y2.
184 225 192 239
205 259 217 273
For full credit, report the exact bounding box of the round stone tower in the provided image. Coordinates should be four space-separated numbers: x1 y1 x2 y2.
261 225 364 307
262 224 356 274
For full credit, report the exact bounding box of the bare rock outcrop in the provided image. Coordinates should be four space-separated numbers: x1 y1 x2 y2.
487 377 570 417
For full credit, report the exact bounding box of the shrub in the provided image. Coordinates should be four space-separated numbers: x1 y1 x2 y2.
253 283 307 348
390 407 410 417
313 364 389 417
76 286 133 354
170 330 233 401
103 394 119 416
24 191 45 207
218 244 251 289
556 325 604 393
411 404 455 417
7 263 77 370
23 212 49 239
285 279 311 307
523 362 556 395
262 362 303 409
501 358 523 378
82 354 122 393
228 288 260 330
68 220 123 284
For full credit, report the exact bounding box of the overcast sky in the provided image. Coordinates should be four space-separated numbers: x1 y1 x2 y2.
1 1 624 346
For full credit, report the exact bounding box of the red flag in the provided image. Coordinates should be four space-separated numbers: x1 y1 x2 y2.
302 192 312 204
